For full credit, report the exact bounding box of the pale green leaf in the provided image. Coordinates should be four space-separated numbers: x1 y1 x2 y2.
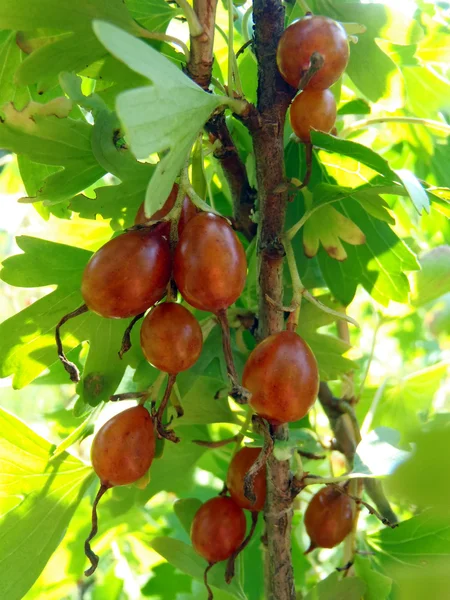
0 31 21 106
411 246 450 306
0 407 94 600
93 21 225 217
370 362 449 435
395 169 430 215
353 427 410 478
304 204 366 260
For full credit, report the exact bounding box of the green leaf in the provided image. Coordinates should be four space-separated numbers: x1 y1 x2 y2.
174 498 203 535
369 511 450 600
297 294 359 381
0 236 135 400
318 200 419 306
175 376 241 426
0 407 94 600
150 537 247 600
353 556 392 600
304 204 366 261
370 362 448 436
141 562 191 598
311 132 398 181
412 246 450 306
50 405 101 461
395 169 430 215
388 418 450 514
0 31 21 106
0 0 138 87
127 0 181 32
304 572 366 600
337 98 371 116
353 427 410 478
0 100 105 203
93 21 226 218
368 510 450 568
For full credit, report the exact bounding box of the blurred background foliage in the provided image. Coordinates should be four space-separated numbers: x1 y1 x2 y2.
0 0 449 599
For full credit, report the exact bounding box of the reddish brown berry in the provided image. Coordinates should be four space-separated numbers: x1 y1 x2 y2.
191 496 247 564
91 405 155 487
173 212 247 313
140 302 203 374
243 330 319 424
277 15 349 90
81 228 172 319
290 89 337 143
304 486 354 550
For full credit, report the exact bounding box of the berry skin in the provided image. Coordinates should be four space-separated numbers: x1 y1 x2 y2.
304 486 354 550
140 302 203 374
276 15 349 90
173 212 247 313
135 183 198 235
243 330 319 424
227 446 266 512
290 89 337 143
191 496 247 564
81 228 172 319
91 405 155 487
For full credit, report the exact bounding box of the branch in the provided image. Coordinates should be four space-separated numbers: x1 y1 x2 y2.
249 0 297 597
205 112 257 240
318 382 398 525
185 0 257 240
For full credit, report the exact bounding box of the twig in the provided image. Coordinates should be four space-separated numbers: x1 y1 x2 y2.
298 450 326 460
137 28 190 62
236 39 253 59
109 391 149 402
244 416 273 505
55 304 89 383
225 511 259 582
154 374 180 443
341 116 450 139
84 483 110 576
297 52 324 91
193 436 238 448
331 483 398 529
216 309 251 404
118 312 145 359
203 563 214 600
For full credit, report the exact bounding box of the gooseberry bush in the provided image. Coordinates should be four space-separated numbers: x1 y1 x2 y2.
0 0 449 599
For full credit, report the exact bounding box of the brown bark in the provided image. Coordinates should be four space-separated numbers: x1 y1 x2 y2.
186 0 256 239
249 0 296 597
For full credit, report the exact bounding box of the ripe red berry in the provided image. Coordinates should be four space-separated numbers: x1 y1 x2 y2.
81 228 172 319
304 486 354 550
226 446 266 512
277 15 349 90
191 496 247 564
290 89 337 143
173 212 247 313
135 183 198 236
242 330 319 424
140 302 203 374
91 405 156 487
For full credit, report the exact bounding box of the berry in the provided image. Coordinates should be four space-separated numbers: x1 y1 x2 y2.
173 212 247 313
135 183 198 235
91 405 155 487
191 496 247 564
290 89 336 143
81 228 172 319
304 486 354 550
227 446 266 512
140 302 203 374
276 15 349 90
243 330 319 424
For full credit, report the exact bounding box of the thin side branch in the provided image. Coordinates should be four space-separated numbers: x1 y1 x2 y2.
55 304 89 383
118 312 145 359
